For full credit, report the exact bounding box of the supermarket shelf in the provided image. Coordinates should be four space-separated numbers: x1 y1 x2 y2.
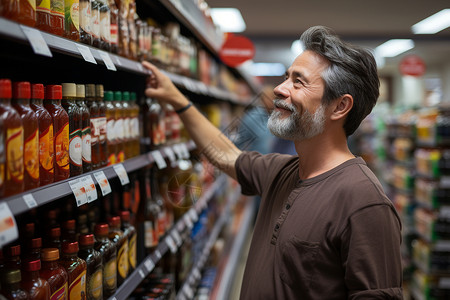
110 174 229 300
1 140 196 216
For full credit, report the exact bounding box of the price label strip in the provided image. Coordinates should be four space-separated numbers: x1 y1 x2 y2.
0 203 19 248
23 193 37 209
138 269 145 279
165 235 177 253
93 171 112 196
189 208 198 223
171 230 182 247
172 144 183 160
113 163 130 185
69 178 88 207
180 143 190 159
80 175 98 202
20 25 52 57
150 150 167 169
76 44 97 64
163 147 176 165
144 258 155 272
98 50 117 71
184 214 193 229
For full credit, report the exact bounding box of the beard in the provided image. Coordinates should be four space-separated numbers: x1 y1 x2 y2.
267 99 326 141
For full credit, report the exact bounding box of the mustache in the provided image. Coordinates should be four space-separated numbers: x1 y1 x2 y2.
273 99 297 113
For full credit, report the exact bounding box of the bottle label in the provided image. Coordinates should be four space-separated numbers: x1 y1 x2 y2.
6 127 24 183
79 0 91 33
99 117 107 142
107 153 116 166
24 129 40 180
123 117 130 140
50 282 68 300
40 124 54 173
91 9 100 38
110 23 118 45
100 10 111 42
103 258 117 290
69 1 80 31
144 221 157 248
117 241 129 279
129 233 137 269
106 119 115 142
88 268 103 300
68 270 86 299
28 0 36 10
55 122 69 170
37 0 50 11
82 127 92 163
51 0 64 16
69 129 82 167
114 119 124 140
90 117 99 144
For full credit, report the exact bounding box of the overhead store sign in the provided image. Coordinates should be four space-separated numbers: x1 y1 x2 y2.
219 33 255 67
399 54 426 77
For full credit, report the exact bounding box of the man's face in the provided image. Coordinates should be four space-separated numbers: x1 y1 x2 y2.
267 50 330 141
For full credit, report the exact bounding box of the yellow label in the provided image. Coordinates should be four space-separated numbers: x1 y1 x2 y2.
103 258 117 289
68 270 86 299
24 129 39 180
117 151 124 163
50 282 67 300
70 2 80 31
128 233 137 269
107 153 116 166
6 127 24 183
88 269 103 300
28 0 36 10
39 124 54 172
55 122 69 170
117 242 129 279
37 0 51 11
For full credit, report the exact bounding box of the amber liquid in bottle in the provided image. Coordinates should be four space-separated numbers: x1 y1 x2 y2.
59 242 87 300
108 216 128 287
104 91 116 166
94 223 117 298
7 0 36 27
64 0 80 41
85 84 100 170
95 85 108 167
21 260 51 300
79 0 93 45
49 0 64 36
77 84 92 173
78 234 103 300
30 84 54 187
1 269 29 300
36 0 52 32
113 91 125 162
121 92 132 159
40 248 68 300
120 210 136 273
129 92 140 157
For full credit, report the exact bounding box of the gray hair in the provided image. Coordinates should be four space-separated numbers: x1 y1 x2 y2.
300 26 380 136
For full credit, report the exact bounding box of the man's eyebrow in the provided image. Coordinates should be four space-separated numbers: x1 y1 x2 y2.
285 70 310 84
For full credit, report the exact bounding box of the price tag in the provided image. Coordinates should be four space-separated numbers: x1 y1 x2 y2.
98 50 117 71
189 209 198 222
193 268 201 279
144 259 155 272
180 143 190 159
154 250 162 259
150 150 167 169
138 269 145 279
165 235 177 253
76 43 97 64
80 175 98 202
163 147 176 165
23 194 37 209
93 171 112 196
0 203 18 248
113 164 130 185
69 178 88 207
184 214 193 229
172 144 183 160
171 230 182 246
184 286 194 299
20 25 52 57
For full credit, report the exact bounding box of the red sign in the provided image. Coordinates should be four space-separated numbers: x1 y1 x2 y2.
219 34 255 67
399 55 426 77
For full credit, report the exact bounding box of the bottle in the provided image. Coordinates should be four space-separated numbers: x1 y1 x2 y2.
94 223 116 298
78 234 102 300
44 85 70 182
151 169 166 238
127 0 137 60
61 83 83 177
95 85 107 167
120 210 136 274
76 213 90 238
64 0 80 41
0 269 29 300
44 227 61 253
21 260 51 300
23 237 42 263
122 91 132 159
129 92 140 157
90 0 101 48
79 0 92 45
117 0 129 58
30 84 54 187
0 117 5 198
76 85 92 173
85 85 100 170
0 79 24 196
4 244 21 273
108 0 118 54
59 242 87 300
108 216 128 287
113 91 125 162
12 81 39 191
104 91 116 166
5 0 36 27
40 248 68 300
98 0 110 51
36 0 51 32
62 219 77 243
49 0 64 36
141 168 159 256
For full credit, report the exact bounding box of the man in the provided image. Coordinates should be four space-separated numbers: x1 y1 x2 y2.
143 25 403 299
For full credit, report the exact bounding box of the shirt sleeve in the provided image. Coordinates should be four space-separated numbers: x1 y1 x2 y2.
341 204 403 299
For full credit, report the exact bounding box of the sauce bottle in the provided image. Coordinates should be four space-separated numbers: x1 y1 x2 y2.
6 0 36 27
98 0 110 51
95 85 107 167
44 85 70 182
77 84 92 173
108 0 118 54
108 216 128 286
120 210 136 274
49 0 64 36
4 244 21 273
40 248 68 300
121 91 132 159
12 81 39 191
90 0 101 48
62 219 77 243
117 0 129 58
61 83 82 177
104 91 116 166
59 242 87 300
85 85 100 170
30 83 54 187
44 227 61 253
0 269 29 300
0 79 24 196
78 234 103 300
79 0 92 45
113 91 124 162
23 237 42 262
64 0 80 41
129 92 140 157
36 0 51 32
22 260 51 300
94 223 117 298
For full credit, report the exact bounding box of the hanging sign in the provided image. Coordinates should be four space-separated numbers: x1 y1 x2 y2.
219 33 255 67
399 55 426 77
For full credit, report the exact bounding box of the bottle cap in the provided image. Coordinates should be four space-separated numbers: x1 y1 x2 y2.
76 84 85 98
123 91 130 101
0 79 12 98
31 83 44 99
49 227 61 238
104 91 113 101
29 237 42 249
120 210 130 222
41 248 60 261
108 216 121 228
131 92 136 101
62 83 77 97
63 219 76 230
45 85 62 100
6 245 20 257
95 84 104 98
114 91 122 101
13 81 31 99
94 223 109 236
24 260 41 271
62 241 79 254
79 234 95 246
24 222 35 236
86 84 96 98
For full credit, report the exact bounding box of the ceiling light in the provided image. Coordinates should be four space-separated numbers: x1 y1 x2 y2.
250 63 286 77
210 8 246 33
412 9 450 34
291 40 305 56
375 39 415 57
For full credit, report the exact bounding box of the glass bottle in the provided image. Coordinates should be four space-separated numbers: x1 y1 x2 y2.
12 81 39 191
98 0 110 51
4 244 21 273
0 117 4 198
108 0 118 54
127 0 137 60
104 91 116 166
141 167 159 256
21 260 51 300
59 242 87 300
151 168 166 238
117 0 129 58
94 223 116 298
108 215 128 286
122 91 132 159
40 248 68 300
95 85 107 167
49 0 64 36
44 85 70 182
129 92 140 157
76 84 92 173
79 0 92 45
23 237 42 262
0 79 24 196
120 210 136 273
90 0 101 47
78 234 103 300
36 0 51 32
0 269 29 300
113 91 125 163
30 83 54 187
85 84 100 170
5 0 36 27
44 227 61 253
62 219 77 243
64 0 80 41
61 83 83 177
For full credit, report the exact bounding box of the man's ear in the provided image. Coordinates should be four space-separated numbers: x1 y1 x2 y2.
330 94 353 121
